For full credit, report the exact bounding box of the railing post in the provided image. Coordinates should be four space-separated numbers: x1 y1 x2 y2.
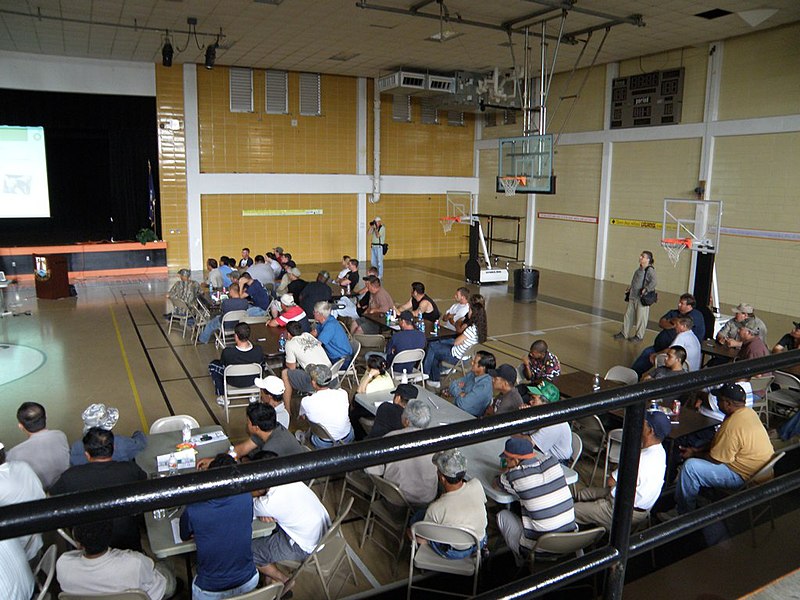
603 399 645 600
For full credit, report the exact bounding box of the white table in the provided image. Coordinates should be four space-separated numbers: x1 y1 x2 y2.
354 386 579 506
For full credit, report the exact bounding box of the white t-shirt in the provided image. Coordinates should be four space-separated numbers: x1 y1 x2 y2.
0 538 34 600
247 263 274 286
530 423 573 463
452 324 479 360
424 478 488 548
442 302 470 331
56 548 167 600
300 388 352 441
701 380 754 421
611 443 666 511
0 461 45 560
285 333 331 368
269 260 282 280
674 330 702 372
253 482 330 553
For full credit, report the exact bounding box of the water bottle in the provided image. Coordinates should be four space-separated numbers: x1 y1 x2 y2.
386 311 391 325
433 321 439 336
228 445 238 460
278 334 286 352
167 453 178 476
401 369 408 384
181 423 192 443
592 373 601 391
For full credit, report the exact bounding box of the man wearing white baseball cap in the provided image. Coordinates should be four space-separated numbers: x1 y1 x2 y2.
368 216 386 278
254 375 290 429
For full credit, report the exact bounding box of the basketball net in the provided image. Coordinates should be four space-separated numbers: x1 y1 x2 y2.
500 176 526 196
661 238 692 267
440 216 460 235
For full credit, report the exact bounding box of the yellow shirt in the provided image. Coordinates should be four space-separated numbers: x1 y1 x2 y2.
709 407 773 479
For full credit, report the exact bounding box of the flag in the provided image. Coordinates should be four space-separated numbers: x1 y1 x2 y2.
147 160 157 228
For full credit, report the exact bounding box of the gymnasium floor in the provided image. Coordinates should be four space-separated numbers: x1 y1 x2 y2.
1 256 798 598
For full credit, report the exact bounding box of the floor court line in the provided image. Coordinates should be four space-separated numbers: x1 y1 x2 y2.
110 306 149 431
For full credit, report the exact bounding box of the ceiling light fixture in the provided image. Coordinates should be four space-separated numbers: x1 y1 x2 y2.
161 31 174 67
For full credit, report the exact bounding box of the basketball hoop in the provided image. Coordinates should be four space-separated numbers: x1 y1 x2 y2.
661 238 692 267
499 176 526 196
439 216 461 235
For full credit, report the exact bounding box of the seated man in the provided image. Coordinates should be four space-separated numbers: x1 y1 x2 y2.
517 339 561 386
233 402 304 461
268 293 309 332
164 268 199 319
247 254 274 288
418 449 488 559
254 375 290 429
365 400 439 508
350 382 418 441
266 251 283 283
238 272 272 317
396 281 441 322
449 351 495 417
238 247 254 269
736 320 769 361
352 276 395 334
335 255 352 285
673 383 773 516
0 443 45 561
276 263 303 297
218 255 234 287
252 480 330 593
631 293 705 375
281 321 332 415
298 365 353 447
574 411 670 530
51 428 147 551
8 401 69 490
337 258 360 295
180 454 259 598
197 282 250 344
299 271 333 319
0 537 34 600
520 383 573 464
57 519 176 600
486 364 524 416
641 345 687 381
69 403 146 466
204 257 224 290
383 310 426 373
312 301 352 364
439 287 470 332
698 380 755 422
772 320 800 353
714 303 768 355
495 437 575 567
634 316 700 376
354 266 379 315
208 323 265 406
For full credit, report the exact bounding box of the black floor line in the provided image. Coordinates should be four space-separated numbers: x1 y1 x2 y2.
137 292 221 426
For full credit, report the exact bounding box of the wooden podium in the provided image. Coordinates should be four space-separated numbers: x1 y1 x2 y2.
33 254 71 300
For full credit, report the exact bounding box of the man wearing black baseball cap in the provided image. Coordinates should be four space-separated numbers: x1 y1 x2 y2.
673 383 772 515
350 383 419 441
485 364 523 416
573 411 670 530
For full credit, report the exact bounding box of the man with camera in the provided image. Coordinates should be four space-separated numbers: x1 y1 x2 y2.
369 217 386 278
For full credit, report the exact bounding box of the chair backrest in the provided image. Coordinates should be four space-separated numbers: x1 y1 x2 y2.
370 474 410 508
745 451 785 486
348 339 362 365
354 333 386 352
411 521 479 549
749 375 774 395
390 349 425 372
60 593 150 600
572 416 606 452
653 353 667 368
227 582 284 600
309 421 337 443
605 365 639 385
534 527 605 556
337 318 353 340
224 363 263 378
328 357 346 389
774 371 800 390
222 309 248 325
242 316 269 324
570 431 583 468
33 544 57 600
149 414 200 434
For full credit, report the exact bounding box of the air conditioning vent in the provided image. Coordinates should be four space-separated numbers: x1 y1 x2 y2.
229 68 253 113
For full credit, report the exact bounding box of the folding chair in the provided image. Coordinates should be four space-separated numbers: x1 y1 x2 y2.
227 582 284 600
191 298 212 345
328 357 346 390
338 339 361 389
59 592 149 600
441 353 472 386
571 415 607 486
33 544 56 600
769 371 800 420
222 363 262 423
215 310 248 349
567 431 583 493
337 469 374 519
407 521 481 600
149 414 200 434
602 428 624 483
390 349 426 384
167 297 192 336
279 497 359 600
360 475 413 565
749 375 774 427
604 365 639 385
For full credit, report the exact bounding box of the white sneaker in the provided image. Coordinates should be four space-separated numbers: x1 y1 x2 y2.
216 395 227 407
427 380 441 389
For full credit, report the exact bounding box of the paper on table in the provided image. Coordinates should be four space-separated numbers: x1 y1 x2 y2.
190 431 227 446
170 518 182 544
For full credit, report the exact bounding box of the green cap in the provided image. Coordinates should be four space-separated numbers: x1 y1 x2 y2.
527 380 560 403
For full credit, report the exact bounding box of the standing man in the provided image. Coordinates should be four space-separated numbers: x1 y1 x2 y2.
8 402 69 490
369 216 386 278
615 250 657 342
495 437 575 567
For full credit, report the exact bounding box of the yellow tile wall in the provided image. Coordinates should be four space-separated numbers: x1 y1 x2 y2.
533 144 603 277
606 138 702 293
478 149 527 217
379 95 474 177
710 132 800 314
366 196 468 259
155 65 189 270
201 195 358 264
197 69 358 174
718 23 800 120
618 46 708 124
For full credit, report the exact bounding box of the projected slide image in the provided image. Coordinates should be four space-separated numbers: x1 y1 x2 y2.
0 126 51 218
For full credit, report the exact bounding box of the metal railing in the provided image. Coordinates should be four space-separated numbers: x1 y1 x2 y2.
1 350 799 600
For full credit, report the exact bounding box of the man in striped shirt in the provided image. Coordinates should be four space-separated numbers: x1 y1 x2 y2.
495 437 576 567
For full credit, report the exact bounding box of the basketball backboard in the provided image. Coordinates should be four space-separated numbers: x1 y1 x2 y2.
662 198 722 254
497 134 555 194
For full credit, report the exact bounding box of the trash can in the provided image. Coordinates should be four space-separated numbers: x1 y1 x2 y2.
513 268 539 303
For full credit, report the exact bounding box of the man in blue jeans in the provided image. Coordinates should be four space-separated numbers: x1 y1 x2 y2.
673 383 773 516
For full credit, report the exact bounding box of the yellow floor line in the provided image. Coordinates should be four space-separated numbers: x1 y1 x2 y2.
110 307 149 431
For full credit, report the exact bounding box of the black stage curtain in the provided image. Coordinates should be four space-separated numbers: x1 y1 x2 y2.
0 88 159 245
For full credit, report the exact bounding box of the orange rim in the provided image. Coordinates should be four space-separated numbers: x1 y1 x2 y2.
661 237 692 248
